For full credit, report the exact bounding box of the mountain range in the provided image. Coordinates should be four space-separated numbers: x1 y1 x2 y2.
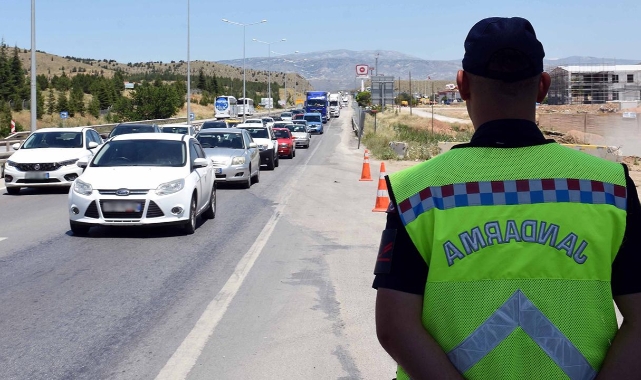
218 50 641 91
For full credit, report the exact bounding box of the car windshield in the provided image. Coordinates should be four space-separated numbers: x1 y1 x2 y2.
273 123 290 128
110 125 156 137
201 122 228 129
244 128 269 139
197 133 244 149
288 125 307 133
281 113 292 117
91 140 186 167
307 99 326 106
304 115 321 123
274 130 290 139
292 120 306 125
246 120 262 124
262 118 272 123
162 127 189 134
22 132 83 149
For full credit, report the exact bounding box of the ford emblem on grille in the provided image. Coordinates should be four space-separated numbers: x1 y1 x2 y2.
34 164 40 171
116 189 130 196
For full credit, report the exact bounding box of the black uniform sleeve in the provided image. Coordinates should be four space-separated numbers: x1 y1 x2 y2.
372 207 428 295
611 165 641 296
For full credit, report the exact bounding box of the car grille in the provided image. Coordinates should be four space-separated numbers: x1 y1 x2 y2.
85 201 99 218
211 159 228 166
16 179 61 184
98 189 149 195
99 200 145 219
146 201 164 218
15 163 60 171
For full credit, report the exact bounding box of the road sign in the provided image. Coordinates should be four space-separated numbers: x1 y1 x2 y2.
60 111 69 119
189 112 195 121
356 64 369 78
10 120 15 133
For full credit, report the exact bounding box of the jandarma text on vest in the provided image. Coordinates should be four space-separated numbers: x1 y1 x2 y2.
443 220 588 266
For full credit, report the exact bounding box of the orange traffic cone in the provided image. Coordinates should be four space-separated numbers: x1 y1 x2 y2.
372 162 390 212
359 149 373 181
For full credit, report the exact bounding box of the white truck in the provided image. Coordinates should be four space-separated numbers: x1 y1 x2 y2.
328 93 341 118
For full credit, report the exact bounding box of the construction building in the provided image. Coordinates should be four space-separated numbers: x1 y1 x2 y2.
548 64 641 105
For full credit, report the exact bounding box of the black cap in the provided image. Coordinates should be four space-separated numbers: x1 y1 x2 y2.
462 17 545 82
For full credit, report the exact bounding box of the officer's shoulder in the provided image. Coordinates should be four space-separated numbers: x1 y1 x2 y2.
390 150 459 179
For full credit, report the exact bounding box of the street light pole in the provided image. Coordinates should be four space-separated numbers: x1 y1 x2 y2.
273 51 298 109
30 0 36 132
253 38 285 115
222 18 267 121
186 0 191 125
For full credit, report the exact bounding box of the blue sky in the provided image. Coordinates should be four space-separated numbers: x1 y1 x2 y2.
1 0 640 63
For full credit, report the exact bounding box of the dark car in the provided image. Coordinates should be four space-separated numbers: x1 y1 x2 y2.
290 109 305 117
108 123 161 138
201 120 230 129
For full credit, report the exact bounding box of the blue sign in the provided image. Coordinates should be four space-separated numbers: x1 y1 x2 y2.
189 112 195 121
215 97 229 112
60 111 69 119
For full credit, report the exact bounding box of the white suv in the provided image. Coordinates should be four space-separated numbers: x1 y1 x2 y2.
4 127 103 195
236 124 279 170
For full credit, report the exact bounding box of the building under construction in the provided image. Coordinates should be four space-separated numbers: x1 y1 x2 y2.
548 64 641 105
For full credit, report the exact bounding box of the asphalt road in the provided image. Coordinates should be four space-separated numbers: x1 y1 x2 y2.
0 109 395 379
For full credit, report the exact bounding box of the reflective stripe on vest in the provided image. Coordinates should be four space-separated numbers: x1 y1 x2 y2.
447 290 597 380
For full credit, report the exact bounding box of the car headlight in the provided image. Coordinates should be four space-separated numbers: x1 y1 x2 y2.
6 160 16 168
231 156 246 165
59 158 79 166
156 178 185 196
73 179 93 196
279 143 288 147
258 144 268 151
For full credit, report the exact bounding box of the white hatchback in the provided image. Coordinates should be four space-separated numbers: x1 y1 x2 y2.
4 127 103 195
68 133 216 235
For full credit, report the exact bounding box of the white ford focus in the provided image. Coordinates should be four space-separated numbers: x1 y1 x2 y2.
68 133 216 235
4 127 103 195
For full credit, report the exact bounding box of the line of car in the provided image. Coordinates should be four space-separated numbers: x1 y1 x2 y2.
3 114 324 236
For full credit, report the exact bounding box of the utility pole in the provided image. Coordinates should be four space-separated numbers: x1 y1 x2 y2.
431 79 434 135
375 53 379 77
30 0 37 132
409 71 412 116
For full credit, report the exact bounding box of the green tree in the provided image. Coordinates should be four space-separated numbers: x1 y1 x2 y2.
36 87 44 119
46 88 56 115
36 74 49 91
55 71 71 91
88 96 100 118
0 40 11 101
0 101 13 137
9 46 25 95
56 90 69 114
70 87 85 116
197 68 206 90
356 91 371 107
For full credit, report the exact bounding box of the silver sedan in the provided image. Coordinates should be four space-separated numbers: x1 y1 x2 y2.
287 123 311 148
196 128 260 188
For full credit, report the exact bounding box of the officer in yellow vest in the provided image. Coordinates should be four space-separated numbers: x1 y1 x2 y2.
373 17 641 380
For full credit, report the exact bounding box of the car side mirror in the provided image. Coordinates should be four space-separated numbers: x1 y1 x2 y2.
11 143 20 150
87 141 99 149
272 136 277 140
249 142 257 148
193 157 208 168
77 158 89 168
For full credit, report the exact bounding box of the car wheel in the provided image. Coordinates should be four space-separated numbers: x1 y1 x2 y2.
6 186 20 195
293 148 296 158
183 195 197 235
70 221 90 236
267 153 276 170
275 154 279 168
253 166 260 183
203 185 216 219
242 166 252 189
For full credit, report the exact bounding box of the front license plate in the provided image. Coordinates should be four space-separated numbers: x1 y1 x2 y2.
102 201 143 213
215 168 222 174
25 172 49 179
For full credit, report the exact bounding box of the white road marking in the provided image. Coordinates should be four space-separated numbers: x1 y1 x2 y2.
155 120 332 380
0 187 6 192
0 237 7 242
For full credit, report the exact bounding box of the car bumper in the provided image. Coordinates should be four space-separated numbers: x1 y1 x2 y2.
293 138 310 146
308 126 323 134
4 166 82 188
213 164 251 182
68 188 192 226
259 150 275 164
278 146 293 156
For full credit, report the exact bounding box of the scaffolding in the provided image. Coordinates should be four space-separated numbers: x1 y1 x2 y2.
548 63 641 105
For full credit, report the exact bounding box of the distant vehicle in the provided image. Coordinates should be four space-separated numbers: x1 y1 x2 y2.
236 124 279 170
341 95 349 107
68 133 216 235
244 118 266 127
273 121 294 130
108 123 161 138
196 128 260 189
200 120 230 129
328 93 341 117
214 95 238 119
290 109 305 117
161 124 196 136
272 116 283 122
292 113 305 121
237 97 255 116
303 113 324 134
4 127 103 195
280 112 293 121
261 117 275 128
305 91 329 123
286 123 311 148
273 128 296 159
